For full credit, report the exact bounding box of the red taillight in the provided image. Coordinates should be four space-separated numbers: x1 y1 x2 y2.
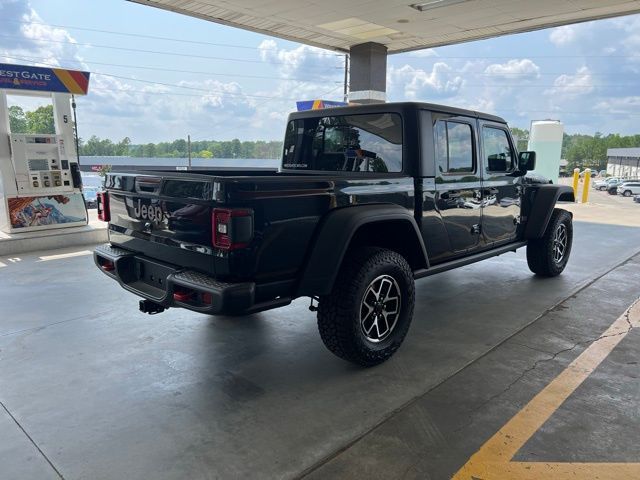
97 191 110 222
212 208 253 250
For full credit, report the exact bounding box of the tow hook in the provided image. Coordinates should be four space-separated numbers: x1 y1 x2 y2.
139 299 167 315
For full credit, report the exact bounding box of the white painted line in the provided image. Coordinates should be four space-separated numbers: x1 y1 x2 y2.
38 250 92 262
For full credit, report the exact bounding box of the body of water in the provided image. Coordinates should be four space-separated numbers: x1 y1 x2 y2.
79 156 280 169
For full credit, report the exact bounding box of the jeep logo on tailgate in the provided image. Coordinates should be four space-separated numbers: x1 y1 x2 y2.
132 198 166 223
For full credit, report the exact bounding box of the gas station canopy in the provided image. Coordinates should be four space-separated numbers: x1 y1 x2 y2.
129 0 640 53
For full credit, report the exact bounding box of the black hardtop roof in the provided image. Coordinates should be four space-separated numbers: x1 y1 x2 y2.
288 101 506 124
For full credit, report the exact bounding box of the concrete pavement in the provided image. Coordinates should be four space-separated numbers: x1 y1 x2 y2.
1 211 639 479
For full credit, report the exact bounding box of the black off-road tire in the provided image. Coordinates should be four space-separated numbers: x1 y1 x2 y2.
317 247 415 367
527 208 573 277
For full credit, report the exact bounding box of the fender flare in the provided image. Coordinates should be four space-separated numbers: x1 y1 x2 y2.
524 184 575 239
296 204 428 297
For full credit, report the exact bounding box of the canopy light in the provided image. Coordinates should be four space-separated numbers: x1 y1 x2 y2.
410 0 469 11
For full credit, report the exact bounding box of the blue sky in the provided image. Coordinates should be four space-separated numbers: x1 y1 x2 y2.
2 0 640 143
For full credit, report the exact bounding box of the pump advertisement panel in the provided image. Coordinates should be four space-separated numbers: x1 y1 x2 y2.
7 194 87 229
0 63 90 95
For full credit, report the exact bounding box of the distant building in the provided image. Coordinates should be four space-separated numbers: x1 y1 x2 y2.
607 148 640 178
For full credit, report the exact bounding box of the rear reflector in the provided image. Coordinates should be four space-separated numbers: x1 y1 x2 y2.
98 258 115 272
201 292 213 305
173 290 194 302
97 191 110 222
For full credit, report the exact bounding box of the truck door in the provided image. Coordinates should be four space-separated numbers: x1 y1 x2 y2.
431 115 482 256
478 121 520 245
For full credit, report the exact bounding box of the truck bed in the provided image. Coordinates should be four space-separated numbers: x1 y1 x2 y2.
102 170 414 302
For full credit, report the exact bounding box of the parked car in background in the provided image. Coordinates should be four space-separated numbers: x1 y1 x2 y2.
84 186 100 209
593 179 610 190
603 178 622 194
617 182 640 197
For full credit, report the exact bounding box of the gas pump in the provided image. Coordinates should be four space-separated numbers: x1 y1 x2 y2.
0 63 90 233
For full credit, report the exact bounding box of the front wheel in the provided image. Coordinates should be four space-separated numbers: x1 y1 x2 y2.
623 190 632 197
317 247 415 367
526 208 573 277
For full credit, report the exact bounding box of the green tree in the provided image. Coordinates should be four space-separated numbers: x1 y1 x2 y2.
97 164 112 177
25 104 55 134
143 143 157 157
8 105 27 133
510 127 529 152
116 137 131 156
198 150 213 158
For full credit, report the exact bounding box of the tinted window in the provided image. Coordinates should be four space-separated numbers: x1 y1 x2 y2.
483 127 514 172
282 113 402 173
434 120 474 174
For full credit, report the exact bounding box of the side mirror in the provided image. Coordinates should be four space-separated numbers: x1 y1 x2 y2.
518 151 536 171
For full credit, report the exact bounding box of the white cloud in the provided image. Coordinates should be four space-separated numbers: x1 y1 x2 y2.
258 39 341 80
595 96 640 113
484 59 540 80
546 66 594 96
388 62 463 99
549 25 577 46
2 1 342 142
406 48 437 58
0 1 82 66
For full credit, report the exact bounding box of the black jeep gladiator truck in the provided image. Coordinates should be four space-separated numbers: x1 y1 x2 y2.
95 102 574 366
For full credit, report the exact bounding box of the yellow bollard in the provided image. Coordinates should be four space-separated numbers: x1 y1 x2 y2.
581 168 591 203
572 168 580 200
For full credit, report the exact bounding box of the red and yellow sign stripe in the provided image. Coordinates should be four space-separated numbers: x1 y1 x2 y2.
52 68 90 94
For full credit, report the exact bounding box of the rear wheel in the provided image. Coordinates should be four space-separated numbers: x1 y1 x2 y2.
317 247 415 367
527 208 573 277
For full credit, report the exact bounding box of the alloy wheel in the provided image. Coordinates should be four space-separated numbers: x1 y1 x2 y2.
552 223 568 264
360 275 401 343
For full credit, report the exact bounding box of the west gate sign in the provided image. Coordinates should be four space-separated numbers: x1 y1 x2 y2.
0 63 90 95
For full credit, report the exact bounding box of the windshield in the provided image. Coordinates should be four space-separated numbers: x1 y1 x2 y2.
282 113 403 173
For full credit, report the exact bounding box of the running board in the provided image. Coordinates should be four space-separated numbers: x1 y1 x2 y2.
414 241 528 279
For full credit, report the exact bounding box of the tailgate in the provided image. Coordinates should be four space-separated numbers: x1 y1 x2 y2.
104 172 218 274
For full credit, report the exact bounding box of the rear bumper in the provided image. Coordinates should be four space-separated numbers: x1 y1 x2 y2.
94 244 255 315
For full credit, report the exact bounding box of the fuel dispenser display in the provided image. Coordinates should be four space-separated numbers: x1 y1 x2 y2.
10 134 78 191
0 63 91 233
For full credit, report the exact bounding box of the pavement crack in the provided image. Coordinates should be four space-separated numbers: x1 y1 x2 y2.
0 400 65 479
0 309 113 338
508 342 556 356
454 305 637 434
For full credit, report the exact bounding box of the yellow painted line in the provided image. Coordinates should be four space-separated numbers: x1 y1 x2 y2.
38 250 92 262
452 299 640 480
